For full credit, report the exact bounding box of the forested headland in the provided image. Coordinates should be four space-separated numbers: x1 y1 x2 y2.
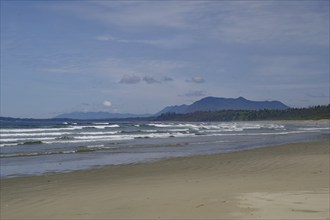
155 105 330 122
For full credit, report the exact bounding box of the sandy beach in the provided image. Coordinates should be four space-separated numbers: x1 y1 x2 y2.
1 139 329 219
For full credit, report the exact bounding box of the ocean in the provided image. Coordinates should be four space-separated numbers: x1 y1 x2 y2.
0 119 329 178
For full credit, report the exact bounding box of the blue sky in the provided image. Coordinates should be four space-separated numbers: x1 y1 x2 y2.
1 0 329 118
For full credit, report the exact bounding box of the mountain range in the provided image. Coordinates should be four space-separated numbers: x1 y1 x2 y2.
54 112 151 120
54 97 289 119
156 96 289 115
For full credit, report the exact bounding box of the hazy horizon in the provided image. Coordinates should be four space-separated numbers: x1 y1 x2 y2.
1 1 329 118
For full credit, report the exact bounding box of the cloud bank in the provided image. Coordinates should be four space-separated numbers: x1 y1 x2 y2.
119 75 141 84
187 77 205 84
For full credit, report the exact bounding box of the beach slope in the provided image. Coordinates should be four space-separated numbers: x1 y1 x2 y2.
1 140 329 219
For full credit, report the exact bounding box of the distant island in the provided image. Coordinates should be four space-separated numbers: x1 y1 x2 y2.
154 96 329 121
2 97 328 122
54 112 152 120
54 96 289 120
156 96 289 115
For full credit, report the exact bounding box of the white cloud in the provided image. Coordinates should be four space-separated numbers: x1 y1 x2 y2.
103 100 112 108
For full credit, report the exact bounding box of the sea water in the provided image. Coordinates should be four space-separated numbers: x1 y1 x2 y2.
0 119 329 178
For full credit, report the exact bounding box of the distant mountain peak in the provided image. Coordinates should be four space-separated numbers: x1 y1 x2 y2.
237 96 247 100
156 96 289 115
54 111 151 120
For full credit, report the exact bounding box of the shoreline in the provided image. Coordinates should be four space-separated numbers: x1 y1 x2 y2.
1 119 329 179
1 139 329 219
2 134 328 180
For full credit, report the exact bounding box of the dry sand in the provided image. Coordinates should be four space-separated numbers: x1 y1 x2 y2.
1 139 329 219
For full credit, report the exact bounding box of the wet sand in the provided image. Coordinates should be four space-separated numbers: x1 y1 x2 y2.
1 139 329 219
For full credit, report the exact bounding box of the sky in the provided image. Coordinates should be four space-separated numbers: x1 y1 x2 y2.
1 0 329 118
